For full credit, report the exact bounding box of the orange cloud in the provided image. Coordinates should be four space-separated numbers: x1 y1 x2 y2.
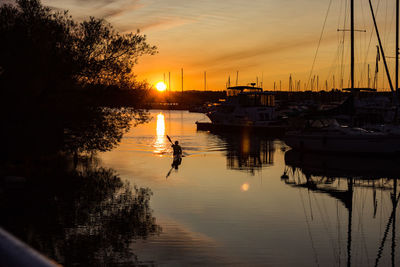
196 33 339 70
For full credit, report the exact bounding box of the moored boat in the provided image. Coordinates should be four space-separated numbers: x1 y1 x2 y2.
197 84 287 134
284 118 400 154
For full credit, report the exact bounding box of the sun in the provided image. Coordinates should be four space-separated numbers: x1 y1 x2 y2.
156 81 167 92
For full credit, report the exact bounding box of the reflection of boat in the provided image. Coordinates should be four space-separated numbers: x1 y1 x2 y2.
323 88 398 126
284 118 400 154
197 85 286 135
208 131 275 174
278 0 400 265
284 149 400 180
282 149 400 267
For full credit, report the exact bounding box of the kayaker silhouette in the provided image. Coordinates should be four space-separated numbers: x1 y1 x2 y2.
166 136 183 178
171 141 182 156
171 141 182 169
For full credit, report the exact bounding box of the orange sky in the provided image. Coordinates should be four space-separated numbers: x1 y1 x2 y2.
44 0 398 91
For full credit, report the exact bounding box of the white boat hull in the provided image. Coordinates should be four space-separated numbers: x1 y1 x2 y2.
284 133 400 154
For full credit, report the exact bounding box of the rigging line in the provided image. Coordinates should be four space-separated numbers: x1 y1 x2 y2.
306 0 334 90
381 0 395 87
383 0 396 79
337 0 343 30
368 0 395 93
312 193 340 263
337 200 342 267
360 25 376 83
357 188 371 266
385 0 389 41
359 0 368 86
382 0 391 45
357 32 364 86
299 188 320 267
339 0 348 85
324 38 343 86
357 188 367 229
333 2 342 82
380 188 383 236
374 192 400 267
326 14 344 83
335 0 345 75
307 189 314 220
360 0 382 87
340 0 349 89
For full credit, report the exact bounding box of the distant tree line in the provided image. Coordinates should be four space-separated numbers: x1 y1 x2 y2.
145 90 227 109
0 0 157 158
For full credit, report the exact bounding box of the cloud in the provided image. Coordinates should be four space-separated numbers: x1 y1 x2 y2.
190 32 339 74
217 35 336 65
139 17 196 31
114 14 198 33
43 0 143 21
99 3 142 20
87 0 143 20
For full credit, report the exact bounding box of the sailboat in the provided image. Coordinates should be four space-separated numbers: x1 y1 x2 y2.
284 0 400 154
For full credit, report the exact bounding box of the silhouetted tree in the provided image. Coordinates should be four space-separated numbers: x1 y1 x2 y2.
63 107 149 153
75 17 156 88
0 0 156 92
0 0 156 157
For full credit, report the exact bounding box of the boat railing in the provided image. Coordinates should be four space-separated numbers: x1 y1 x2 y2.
0 227 58 267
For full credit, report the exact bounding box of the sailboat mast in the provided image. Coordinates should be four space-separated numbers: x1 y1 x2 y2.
347 178 354 267
368 0 395 92
204 71 206 91
351 0 354 90
392 178 398 265
181 68 183 94
396 0 399 96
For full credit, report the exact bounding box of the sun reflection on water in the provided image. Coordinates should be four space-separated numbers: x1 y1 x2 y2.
241 183 250 192
154 113 166 155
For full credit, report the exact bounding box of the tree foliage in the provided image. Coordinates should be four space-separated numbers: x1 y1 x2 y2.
0 0 157 92
0 0 156 156
75 17 157 87
63 107 149 153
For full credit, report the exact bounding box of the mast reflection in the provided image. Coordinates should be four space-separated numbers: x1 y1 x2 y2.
210 131 275 174
153 113 166 155
282 150 400 267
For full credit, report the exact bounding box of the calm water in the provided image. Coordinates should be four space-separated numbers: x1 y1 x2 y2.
96 110 400 266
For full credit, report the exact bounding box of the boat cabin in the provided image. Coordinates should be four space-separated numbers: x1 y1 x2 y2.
226 86 275 107
227 86 263 96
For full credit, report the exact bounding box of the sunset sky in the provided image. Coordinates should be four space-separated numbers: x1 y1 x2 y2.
43 0 398 91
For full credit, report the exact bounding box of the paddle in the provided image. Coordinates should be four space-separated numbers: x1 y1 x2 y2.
166 135 173 145
166 167 173 179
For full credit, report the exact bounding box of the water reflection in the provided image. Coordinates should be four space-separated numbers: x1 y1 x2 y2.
65 110 400 266
166 155 183 179
0 156 161 266
284 150 400 180
154 113 166 155
240 182 250 192
211 131 275 174
283 150 400 266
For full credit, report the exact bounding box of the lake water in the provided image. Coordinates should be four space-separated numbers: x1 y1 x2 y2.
96 110 400 266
